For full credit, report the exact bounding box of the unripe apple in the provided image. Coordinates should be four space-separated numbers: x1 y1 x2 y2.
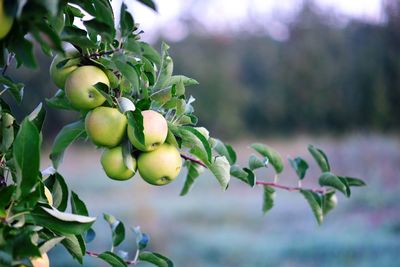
127 110 168 151
49 51 79 89
31 253 49 267
85 107 127 148
44 186 53 206
101 146 137 180
65 66 109 110
0 0 14 40
138 143 182 186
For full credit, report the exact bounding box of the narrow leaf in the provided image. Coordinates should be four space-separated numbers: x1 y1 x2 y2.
319 172 348 197
308 145 330 172
300 189 323 225
250 143 283 173
288 157 309 180
262 186 275 214
98 251 128 267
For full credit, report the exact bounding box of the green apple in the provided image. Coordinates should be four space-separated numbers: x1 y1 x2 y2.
127 110 168 151
65 65 109 110
138 143 182 186
0 0 13 40
49 51 79 89
31 253 49 267
101 146 137 180
85 107 127 148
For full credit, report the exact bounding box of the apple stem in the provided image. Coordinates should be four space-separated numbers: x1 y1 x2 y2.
180 153 327 194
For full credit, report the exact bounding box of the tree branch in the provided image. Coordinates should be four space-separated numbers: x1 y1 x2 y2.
181 153 327 194
255 181 326 194
180 153 207 168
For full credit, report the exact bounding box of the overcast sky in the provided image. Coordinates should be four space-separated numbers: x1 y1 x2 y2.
111 0 383 42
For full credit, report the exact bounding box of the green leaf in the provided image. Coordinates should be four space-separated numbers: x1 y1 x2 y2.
1 112 14 152
71 191 89 216
98 251 127 267
322 191 338 215
318 172 348 197
112 222 125 247
46 89 74 110
28 206 96 235
137 0 157 11
230 166 255 187
153 43 173 92
308 145 330 172
61 26 96 49
167 75 199 87
39 236 65 254
0 186 15 216
127 110 145 146
140 42 161 65
12 233 41 259
114 57 140 94
46 173 69 211
28 103 46 132
13 119 41 197
248 154 266 170
339 176 366 187
212 139 236 165
139 252 174 267
9 36 37 68
103 214 125 247
300 189 323 225
209 156 230 190
0 75 24 103
61 234 86 264
262 186 275 214
120 3 134 37
50 120 86 169
288 157 309 180
180 161 205 196
250 143 283 173
178 126 212 163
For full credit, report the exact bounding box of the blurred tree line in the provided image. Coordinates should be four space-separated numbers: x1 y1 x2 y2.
5 1 400 141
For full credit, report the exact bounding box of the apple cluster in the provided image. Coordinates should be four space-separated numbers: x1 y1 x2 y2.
50 54 182 186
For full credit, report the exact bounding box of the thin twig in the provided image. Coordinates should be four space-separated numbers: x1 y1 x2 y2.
180 153 207 168
87 48 121 58
181 153 327 194
255 181 326 194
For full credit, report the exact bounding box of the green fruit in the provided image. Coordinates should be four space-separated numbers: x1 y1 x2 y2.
323 193 338 214
31 253 49 267
101 146 137 181
127 110 168 151
0 0 14 40
65 65 109 110
138 143 182 186
49 51 79 89
85 107 127 148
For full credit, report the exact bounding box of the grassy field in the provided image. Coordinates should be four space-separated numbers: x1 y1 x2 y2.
43 134 400 267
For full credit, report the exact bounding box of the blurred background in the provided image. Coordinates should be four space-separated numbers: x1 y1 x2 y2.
6 0 400 266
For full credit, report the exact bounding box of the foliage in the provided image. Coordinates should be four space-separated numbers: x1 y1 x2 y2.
0 0 366 266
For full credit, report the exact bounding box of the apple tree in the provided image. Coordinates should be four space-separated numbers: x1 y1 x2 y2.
0 0 366 266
